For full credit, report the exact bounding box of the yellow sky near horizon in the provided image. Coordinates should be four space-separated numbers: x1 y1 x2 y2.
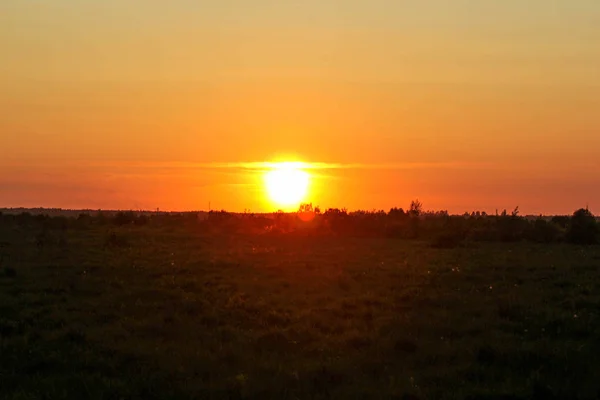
1 1 599 214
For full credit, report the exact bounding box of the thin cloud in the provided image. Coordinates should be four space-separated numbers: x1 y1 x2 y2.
191 161 483 170
81 160 486 171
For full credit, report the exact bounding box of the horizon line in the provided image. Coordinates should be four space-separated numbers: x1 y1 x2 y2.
1 160 490 171
0 205 588 218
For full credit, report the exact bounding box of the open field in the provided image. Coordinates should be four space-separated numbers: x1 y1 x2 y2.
1 219 600 399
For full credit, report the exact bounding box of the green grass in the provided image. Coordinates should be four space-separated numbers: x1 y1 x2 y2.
1 223 600 399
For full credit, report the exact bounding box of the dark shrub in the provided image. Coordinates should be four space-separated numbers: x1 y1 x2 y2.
566 208 598 245
496 208 528 242
388 207 407 220
409 200 422 217
527 218 561 243
551 215 570 229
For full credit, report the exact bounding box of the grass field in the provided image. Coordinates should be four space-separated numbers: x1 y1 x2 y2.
1 222 600 399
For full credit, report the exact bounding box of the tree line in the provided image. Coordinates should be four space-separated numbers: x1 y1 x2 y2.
1 202 598 246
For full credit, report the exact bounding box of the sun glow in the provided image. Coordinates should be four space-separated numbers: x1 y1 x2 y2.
264 162 310 210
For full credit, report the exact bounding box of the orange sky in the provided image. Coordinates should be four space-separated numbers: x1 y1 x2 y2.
1 1 599 214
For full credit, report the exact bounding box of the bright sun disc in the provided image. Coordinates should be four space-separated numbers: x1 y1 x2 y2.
264 163 310 209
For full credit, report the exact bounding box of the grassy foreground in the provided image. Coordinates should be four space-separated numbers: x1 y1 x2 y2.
1 223 600 399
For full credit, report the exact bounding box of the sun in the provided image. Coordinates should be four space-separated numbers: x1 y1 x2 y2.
264 162 310 210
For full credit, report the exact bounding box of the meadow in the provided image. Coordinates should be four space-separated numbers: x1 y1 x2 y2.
1 211 600 399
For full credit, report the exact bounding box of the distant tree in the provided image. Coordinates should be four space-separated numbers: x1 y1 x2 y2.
388 207 406 219
298 203 314 213
495 206 527 242
566 208 598 245
298 203 317 222
409 200 423 217
324 208 348 216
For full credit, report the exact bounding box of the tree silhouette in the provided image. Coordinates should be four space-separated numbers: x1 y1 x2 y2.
409 200 423 217
567 208 598 245
298 203 314 213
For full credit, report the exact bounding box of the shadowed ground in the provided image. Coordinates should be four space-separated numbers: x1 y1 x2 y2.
1 222 600 399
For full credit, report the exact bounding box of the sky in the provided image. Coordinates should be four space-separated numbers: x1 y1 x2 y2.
1 1 599 214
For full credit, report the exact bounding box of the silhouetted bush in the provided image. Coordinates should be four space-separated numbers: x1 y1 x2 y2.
388 207 407 220
566 208 598 245
527 218 563 243
297 203 318 223
409 200 422 217
551 215 570 229
495 207 528 242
